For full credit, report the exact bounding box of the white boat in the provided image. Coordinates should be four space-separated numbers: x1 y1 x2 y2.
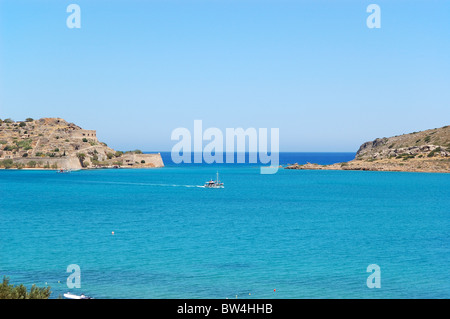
63 292 92 299
57 168 72 173
204 172 224 188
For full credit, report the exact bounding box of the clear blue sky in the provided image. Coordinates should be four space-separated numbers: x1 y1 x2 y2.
0 0 449 151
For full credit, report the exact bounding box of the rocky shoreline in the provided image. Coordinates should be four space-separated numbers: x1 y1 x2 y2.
286 125 450 173
285 157 450 173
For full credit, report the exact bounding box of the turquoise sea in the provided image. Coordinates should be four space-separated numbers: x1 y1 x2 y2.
1 153 449 299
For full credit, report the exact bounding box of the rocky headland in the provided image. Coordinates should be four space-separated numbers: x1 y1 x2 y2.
0 117 164 170
286 125 450 173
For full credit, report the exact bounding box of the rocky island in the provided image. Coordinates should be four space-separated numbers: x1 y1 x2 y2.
286 125 450 173
0 117 164 170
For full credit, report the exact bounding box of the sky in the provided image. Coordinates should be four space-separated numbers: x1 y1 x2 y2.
0 0 449 152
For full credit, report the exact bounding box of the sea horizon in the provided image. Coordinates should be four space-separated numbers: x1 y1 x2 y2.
146 152 357 167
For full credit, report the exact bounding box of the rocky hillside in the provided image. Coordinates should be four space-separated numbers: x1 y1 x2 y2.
286 125 450 173
0 117 164 169
355 125 450 160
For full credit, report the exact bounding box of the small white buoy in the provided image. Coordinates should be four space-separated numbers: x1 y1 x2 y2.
111 231 115 235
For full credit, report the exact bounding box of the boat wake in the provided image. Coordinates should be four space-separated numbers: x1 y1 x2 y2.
75 180 204 189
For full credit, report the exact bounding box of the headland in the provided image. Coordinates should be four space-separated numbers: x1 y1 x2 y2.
0 117 164 170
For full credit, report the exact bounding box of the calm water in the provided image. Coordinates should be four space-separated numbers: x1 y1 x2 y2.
156 152 357 167
1 153 449 299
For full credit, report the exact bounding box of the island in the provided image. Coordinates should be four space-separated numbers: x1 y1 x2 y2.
286 125 450 173
0 117 164 170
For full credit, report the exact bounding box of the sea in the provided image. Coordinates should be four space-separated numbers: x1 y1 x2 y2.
1 152 449 299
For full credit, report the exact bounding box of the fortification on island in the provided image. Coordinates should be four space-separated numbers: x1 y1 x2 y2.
0 117 164 170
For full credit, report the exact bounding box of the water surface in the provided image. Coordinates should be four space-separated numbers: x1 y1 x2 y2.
1 159 449 298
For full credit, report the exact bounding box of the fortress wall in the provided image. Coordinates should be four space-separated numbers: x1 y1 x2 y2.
122 153 164 167
12 156 82 169
69 130 98 140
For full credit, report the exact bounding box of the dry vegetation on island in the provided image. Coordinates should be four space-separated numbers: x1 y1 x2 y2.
286 125 450 173
0 117 163 170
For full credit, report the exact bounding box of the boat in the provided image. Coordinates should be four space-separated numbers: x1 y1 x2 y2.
204 172 224 188
58 168 72 173
63 292 92 299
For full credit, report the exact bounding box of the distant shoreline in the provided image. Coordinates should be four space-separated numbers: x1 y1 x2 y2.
0 166 164 171
285 158 450 174
285 125 450 173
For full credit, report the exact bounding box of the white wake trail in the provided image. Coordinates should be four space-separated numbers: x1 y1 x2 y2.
74 180 203 188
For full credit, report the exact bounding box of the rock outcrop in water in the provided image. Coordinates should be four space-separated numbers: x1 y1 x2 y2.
0 117 164 170
286 125 450 173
